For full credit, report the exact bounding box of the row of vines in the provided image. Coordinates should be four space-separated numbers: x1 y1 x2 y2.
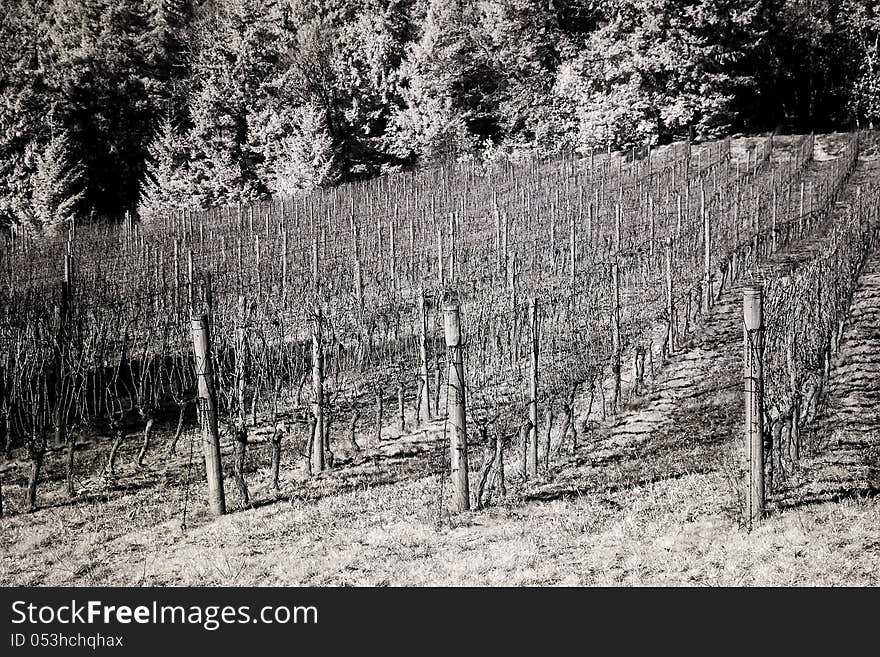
0 132 872 518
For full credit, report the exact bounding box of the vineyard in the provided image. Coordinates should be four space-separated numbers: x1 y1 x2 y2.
1 132 879 585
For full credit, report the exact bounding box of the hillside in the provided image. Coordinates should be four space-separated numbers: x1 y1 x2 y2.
0 133 878 586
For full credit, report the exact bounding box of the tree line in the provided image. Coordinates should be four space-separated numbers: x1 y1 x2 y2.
1 0 878 234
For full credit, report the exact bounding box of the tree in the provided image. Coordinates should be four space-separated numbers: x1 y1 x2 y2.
253 103 337 195
839 1 880 127
30 132 86 235
0 0 52 228
557 0 765 150
186 0 281 206
384 0 491 161
137 116 192 221
479 0 585 152
332 0 416 173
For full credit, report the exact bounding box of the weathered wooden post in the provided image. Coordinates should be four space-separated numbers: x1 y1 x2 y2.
443 303 469 512
799 180 805 237
527 298 539 478
280 229 288 297
771 189 778 254
191 314 226 517
390 218 397 292
743 285 764 529
569 210 576 292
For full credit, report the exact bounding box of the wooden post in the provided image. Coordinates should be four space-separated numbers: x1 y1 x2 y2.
743 286 764 529
418 290 431 423
444 304 470 512
527 298 539 478
254 234 261 299
311 306 325 474
312 229 320 291
771 189 778 254
390 218 397 292
191 314 226 517
799 181 805 237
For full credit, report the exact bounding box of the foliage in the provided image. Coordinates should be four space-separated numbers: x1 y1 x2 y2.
0 0 879 227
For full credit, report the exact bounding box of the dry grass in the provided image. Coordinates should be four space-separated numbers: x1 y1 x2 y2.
1 424 878 586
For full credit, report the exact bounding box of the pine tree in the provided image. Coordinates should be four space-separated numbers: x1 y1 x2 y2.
254 103 337 195
29 132 86 235
480 0 581 152
384 0 483 161
187 0 281 207
839 1 880 127
0 0 52 228
138 116 191 221
332 0 416 171
557 0 764 151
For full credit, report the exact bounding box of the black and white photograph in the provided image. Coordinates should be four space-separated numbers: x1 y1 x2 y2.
0 0 879 607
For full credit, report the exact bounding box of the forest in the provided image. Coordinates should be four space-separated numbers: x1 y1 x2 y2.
1 0 880 234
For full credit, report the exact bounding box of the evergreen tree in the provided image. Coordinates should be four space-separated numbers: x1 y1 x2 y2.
332 0 416 172
384 0 488 161
30 132 86 235
558 0 765 150
0 0 52 227
138 116 192 221
479 0 584 152
187 0 280 206
839 1 880 127
254 102 337 194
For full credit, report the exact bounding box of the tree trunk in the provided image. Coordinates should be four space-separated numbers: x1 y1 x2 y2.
251 387 259 427
136 417 155 467
3 412 11 459
475 426 494 510
493 432 506 498
397 383 405 433
306 415 315 477
433 356 441 417
232 425 250 507
557 411 572 457
542 408 553 471
771 417 783 492
167 402 187 456
270 423 284 490
323 413 334 468
374 388 383 447
634 345 646 395
66 432 77 499
27 448 43 512
519 418 532 480
348 408 361 453
104 426 125 477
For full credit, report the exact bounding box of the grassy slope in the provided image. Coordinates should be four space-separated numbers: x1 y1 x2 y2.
1 135 879 586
